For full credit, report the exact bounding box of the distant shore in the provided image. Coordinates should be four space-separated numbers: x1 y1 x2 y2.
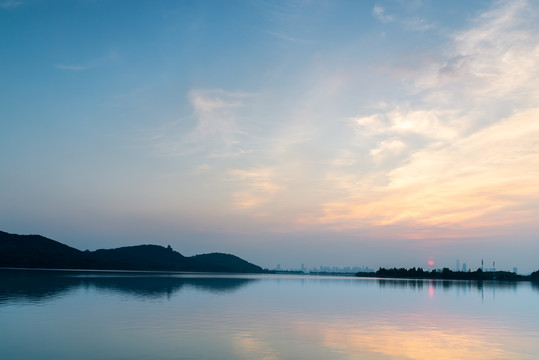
356 267 539 282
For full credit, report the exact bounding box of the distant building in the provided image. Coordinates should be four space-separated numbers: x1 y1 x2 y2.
456 259 460 272
513 267 518 274
484 261 496 272
462 263 467 272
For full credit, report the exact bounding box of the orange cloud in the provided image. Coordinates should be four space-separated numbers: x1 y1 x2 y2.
314 108 539 235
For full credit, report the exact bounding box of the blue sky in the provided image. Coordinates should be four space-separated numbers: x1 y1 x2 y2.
2 0 539 272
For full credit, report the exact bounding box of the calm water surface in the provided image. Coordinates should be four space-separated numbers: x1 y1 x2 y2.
1 269 538 359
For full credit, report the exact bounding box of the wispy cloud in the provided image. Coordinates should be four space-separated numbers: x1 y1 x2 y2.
0 0 22 9
402 17 434 31
373 4 434 31
267 31 308 43
150 89 255 158
55 52 118 71
419 1 538 103
188 89 254 157
56 64 94 71
372 5 394 23
353 107 461 141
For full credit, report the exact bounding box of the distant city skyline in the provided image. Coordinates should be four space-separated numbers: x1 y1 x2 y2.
274 263 375 274
1 1 538 273
273 257 524 274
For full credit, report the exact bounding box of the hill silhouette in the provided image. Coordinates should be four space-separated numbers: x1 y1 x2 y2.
0 231 97 269
191 253 263 273
89 245 199 271
0 231 264 273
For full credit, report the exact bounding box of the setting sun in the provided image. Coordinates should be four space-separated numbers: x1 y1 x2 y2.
428 260 435 266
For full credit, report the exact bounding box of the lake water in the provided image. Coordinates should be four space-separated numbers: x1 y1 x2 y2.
1 269 539 359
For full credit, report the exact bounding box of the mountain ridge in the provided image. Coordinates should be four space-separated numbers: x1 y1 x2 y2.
0 230 264 273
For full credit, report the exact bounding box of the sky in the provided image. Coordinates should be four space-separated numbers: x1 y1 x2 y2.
1 0 539 273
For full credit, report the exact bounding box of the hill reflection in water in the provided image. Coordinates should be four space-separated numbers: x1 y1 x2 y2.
0 269 259 304
2 270 538 305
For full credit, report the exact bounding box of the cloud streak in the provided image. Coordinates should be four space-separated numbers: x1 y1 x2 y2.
56 64 94 71
372 6 394 23
0 0 22 9
55 52 118 72
372 4 433 31
151 89 255 158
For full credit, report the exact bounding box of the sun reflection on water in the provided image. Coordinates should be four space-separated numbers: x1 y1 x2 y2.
291 316 512 360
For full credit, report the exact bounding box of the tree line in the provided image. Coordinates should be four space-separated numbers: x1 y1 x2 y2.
356 267 539 282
